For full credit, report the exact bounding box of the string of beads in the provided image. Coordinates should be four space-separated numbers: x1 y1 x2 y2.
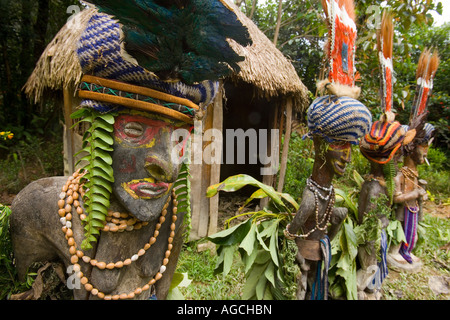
57 170 178 300
284 177 335 239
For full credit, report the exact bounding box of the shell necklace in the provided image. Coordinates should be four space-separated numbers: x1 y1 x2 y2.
57 170 178 300
284 177 335 239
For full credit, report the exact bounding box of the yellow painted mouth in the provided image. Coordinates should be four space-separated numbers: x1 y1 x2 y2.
121 178 171 200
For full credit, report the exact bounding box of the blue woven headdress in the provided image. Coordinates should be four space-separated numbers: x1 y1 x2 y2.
417 123 435 145
303 95 372 145
76 12 219 115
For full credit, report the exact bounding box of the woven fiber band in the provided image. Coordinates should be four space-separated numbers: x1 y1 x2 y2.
78 75 200 124
360 120 405 164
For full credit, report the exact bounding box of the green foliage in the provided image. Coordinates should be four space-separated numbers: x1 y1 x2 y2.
173 162 192 239
0 0 81 139
0 204 33 299
207 174 299 300
383 161 397 205
283 132 314 201
418 146 450 201
329 218 358 300
0 135 64 196
355 195 390 256
72 108 116 250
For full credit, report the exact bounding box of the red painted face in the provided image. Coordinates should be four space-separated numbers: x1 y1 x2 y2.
115 114 176 147
112 112 192 209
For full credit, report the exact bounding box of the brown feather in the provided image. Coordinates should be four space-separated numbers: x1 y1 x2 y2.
426 48 440 81
380 11 393 59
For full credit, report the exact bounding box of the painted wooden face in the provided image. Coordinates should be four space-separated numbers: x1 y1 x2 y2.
326 141 352 176
112 110 191 222
411 144 429 165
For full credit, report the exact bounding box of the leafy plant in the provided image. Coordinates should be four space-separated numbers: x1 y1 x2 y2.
328 217 358 300
0 204 35 299
206 174 299 300
173 162 192 240
71 108 117 250
383 160 397 205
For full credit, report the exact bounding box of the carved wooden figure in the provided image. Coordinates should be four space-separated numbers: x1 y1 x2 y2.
387 47 439 272
285 136 350 300
284 0 372 300
388 124 434 272
355 11 403 299
10 110 190 300
285 95 372 300
9 2 251 300
358 120 407 299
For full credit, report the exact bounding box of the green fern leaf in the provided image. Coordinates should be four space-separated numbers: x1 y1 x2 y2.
383 160 396 205
174 162 192 239
71 108 117 250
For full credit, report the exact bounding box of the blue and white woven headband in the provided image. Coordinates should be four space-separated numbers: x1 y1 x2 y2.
303 95 372 145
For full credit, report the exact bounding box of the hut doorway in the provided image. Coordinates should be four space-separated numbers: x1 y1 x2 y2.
221 80 276 191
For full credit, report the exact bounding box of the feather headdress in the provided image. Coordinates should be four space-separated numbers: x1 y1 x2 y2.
85 0 252 85
304 0 372 145
317 0 360 99
410 48 440 123
377 10 394 121
403 48 439 151
360 10 406 165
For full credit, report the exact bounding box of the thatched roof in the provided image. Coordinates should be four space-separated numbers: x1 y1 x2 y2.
24 8 96 104
24 2 310 111
227 1 309 111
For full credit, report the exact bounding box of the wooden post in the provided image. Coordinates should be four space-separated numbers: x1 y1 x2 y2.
189 82 224 240
277 98 293 193
208 82 223 236
63 86 75 175
261 103 280 208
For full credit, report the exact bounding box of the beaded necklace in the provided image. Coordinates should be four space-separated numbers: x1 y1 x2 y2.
285 177 335 239
58 170 178 300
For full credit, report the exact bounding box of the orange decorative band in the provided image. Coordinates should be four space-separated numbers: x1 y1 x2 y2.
78 75 200 124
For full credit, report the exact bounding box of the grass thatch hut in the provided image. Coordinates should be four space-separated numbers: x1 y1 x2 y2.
24 2 310 240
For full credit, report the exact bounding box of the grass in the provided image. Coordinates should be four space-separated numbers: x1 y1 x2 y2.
382 213 450 300
175 240 245 300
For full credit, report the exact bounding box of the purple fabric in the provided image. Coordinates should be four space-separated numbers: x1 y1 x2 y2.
399 206 419 264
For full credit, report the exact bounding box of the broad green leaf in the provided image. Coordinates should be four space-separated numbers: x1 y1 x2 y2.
92 167 114 182
255 271 268 300
92 149 112 165
206 174 287 211
90 177 112 192
222 245 235 277
256 222 271 252
269 225 280 267
208 219 252 246
253 249 271 265
239 222 257 256
90 192 111 208
335 188 358 220
242 263 267 300
264 261 276 287
70 108 90 120
170 272 192 290
92 119 114 132
242 241 259 274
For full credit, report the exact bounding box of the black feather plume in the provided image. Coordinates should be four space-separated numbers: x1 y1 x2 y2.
88 0 252 84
